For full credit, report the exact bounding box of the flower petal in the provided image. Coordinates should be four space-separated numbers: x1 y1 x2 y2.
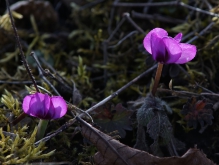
143 28 168 54
43 101 56 119
174 33 182 43
29 93 50 119
22 95 32 114
50 96 67 119
175 43 197 64
151 33 166 63
162 37 182 63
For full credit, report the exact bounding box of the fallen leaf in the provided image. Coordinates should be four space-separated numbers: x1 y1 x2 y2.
78 117 216 165
92 103 133 138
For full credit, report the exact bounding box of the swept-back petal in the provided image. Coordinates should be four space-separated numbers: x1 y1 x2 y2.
29 93 50 119
162 37 181 63
175 43 197 64
151 33 166 63
22 95 32 114
143 28 168 54
50 96 67 119
174 33 182 43
43 101 56 119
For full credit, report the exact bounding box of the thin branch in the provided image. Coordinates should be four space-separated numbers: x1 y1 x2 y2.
131 11 184 24
107 16 126 42
35 64 157 145
80 0 105 11
113 1 219 18
0 80 41 84
187 22 214 44
31 52 61 96
5 0 39 92
123 13 145 34
108 0 120 34
108 31 138 49
113 1 178 7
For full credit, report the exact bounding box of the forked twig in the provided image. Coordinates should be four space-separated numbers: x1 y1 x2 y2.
35 64 157 145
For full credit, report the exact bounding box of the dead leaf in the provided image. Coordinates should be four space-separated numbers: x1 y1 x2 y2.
92 103 133 138
77 117 216 165
181 97 213 130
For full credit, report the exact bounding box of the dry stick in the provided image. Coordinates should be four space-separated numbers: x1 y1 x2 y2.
80 0 105 11
187 22 215 44
102 41 108 84
113 1 178 7
195 82 214 93
107 10 144 43
5 0 39 93
31 53 61 96
44 69 72 92
35 64 157 145
11 113 26 126
38 57 73 92
104 12 145 83
131 11 184 24
157 88 199 97
0 80 41 84
179 2 218 17
123 13 145 34
108 31 138 49
203 0 212 10
158 88 219 99
106 16 126 42
108 0 120 34
151 63 163 96
113 1 219 18
160 88 219 98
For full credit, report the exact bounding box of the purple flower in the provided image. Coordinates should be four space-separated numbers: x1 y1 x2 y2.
143 28 197 64
22 92 67 120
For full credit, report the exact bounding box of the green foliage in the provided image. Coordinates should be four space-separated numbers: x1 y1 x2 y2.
78 144 96 164
1 90 21 117
0 89 56 164
0 127 55 164
0 11 23 31
74 56 91 88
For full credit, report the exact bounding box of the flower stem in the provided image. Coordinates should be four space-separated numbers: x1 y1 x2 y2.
36 120 49 141
151 63 163 96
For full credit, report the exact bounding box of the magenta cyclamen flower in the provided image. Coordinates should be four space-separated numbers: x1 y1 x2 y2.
22 93 67 120
143 28 197 64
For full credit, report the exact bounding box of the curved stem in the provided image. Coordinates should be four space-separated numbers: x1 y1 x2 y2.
151 63 163 96
36 120 49 141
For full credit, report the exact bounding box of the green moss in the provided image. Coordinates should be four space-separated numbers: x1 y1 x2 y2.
0 127 55 164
